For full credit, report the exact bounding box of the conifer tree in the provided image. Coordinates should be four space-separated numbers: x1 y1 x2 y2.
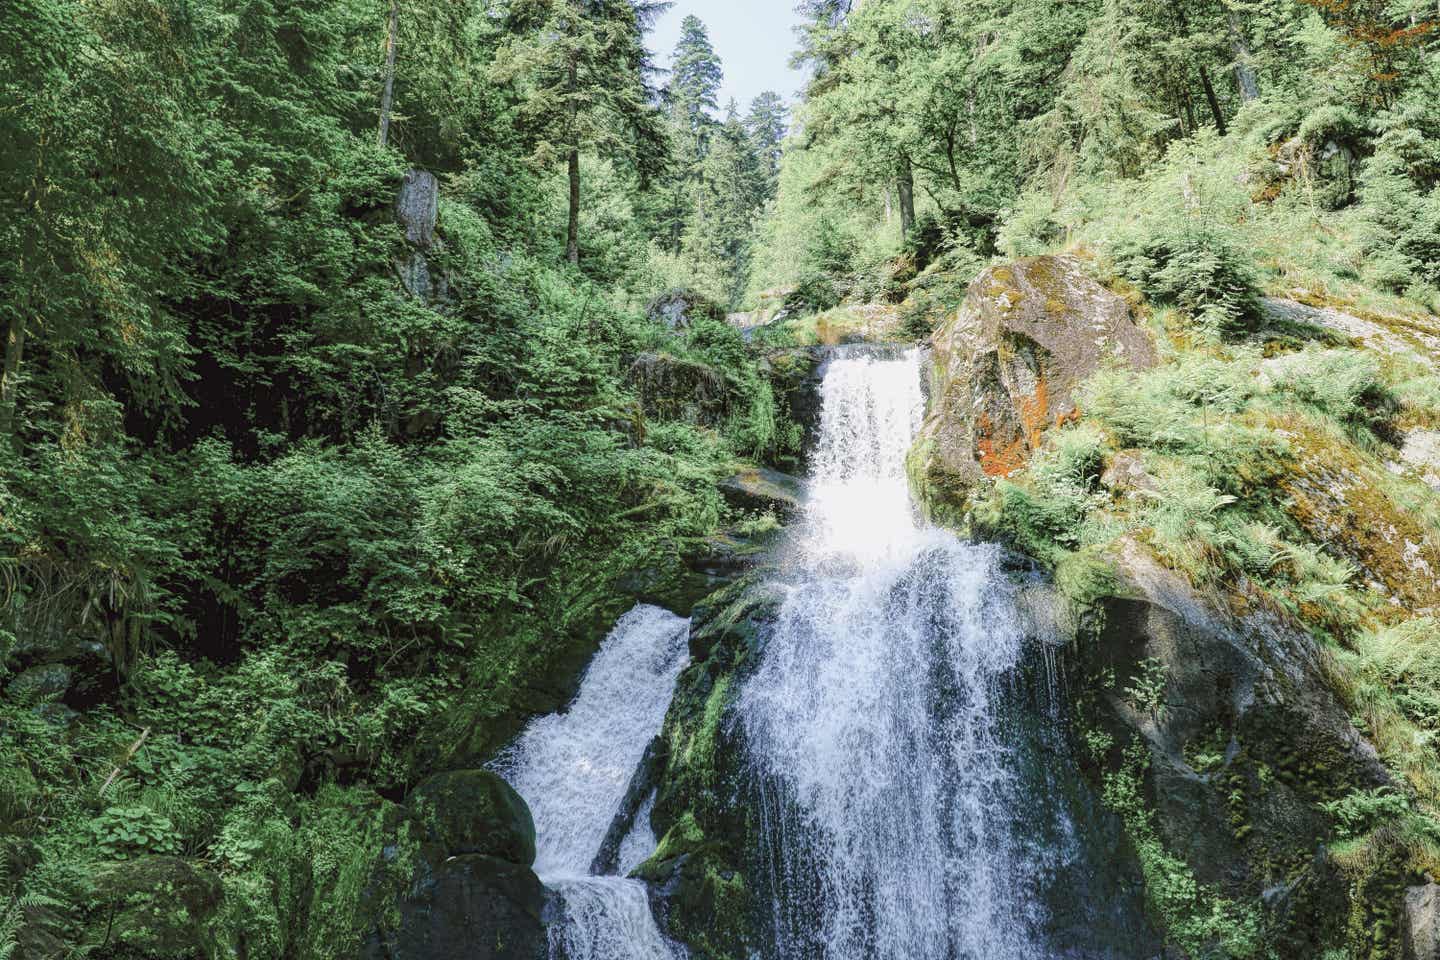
493 0 663 265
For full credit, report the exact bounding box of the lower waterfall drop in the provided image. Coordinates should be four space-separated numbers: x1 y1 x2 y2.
492 604 689 960
740 347 1062 960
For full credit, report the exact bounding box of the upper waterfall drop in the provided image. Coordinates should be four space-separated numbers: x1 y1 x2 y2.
739 346 1061 960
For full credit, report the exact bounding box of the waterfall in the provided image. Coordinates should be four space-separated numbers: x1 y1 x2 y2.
492 604 689 960
739 347 1064 959
493 346 1153 960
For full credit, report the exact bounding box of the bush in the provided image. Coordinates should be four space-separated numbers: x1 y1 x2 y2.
1110 229 1262 336
783 273 843 316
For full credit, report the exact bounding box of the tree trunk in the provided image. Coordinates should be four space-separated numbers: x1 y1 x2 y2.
897 156 916 243
377 0 399 148
567 148 581 266
0 314 27 439
1197 64 1227 136
1227 9 1259 103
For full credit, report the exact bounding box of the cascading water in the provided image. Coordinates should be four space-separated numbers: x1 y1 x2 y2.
493 346 1153 960
492 604 689 960
738 347 1135 959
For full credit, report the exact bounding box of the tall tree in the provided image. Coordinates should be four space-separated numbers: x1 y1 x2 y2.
493 0 663 265
669 14 723 134
745 90 789 200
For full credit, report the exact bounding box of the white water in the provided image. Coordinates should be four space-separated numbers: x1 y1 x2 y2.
740 347 1055 959
492 604 689 960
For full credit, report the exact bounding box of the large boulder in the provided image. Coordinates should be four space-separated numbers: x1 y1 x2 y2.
911 256 1155 516
409 769 536 866
360 854 549 960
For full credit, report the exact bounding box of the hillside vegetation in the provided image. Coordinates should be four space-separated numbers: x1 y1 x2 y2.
4 0 1440 957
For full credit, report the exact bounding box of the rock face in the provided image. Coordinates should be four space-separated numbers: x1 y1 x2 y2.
396 169 439 247
395 169 447 302
409 769 537 865
1082 540 1389 954
1401 430 1440 492
1405 883 1440 960
911 256 1155 516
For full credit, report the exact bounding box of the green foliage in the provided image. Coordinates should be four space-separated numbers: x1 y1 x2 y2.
1102 742 1267 959
89 806 182 861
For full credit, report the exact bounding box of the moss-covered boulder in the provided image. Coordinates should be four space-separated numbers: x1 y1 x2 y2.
911 255 1155 520
88 857 223 959
409 769 536 865
360 854 548 960
718 466 804 519
646 287 726 330
638 575 784 960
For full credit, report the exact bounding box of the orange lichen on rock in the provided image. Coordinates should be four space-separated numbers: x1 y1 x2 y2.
975 411 1028 478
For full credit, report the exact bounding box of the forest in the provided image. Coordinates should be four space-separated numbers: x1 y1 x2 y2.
3 0 1440 958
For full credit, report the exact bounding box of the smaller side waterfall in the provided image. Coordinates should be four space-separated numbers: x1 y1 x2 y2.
492 604 689 960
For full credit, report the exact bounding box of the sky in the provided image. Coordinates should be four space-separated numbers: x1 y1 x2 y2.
647 1 808 115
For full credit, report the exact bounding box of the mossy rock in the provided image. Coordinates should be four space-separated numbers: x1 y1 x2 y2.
646 287 726 330
640 578 779 960
717 466 804 520
90 857 223 959
409 770 536 866
910 255 1155 519
360 854 547 960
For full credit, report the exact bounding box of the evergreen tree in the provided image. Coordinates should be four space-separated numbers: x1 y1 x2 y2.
493 0 663 264
668 14 724 135
746 90 789 200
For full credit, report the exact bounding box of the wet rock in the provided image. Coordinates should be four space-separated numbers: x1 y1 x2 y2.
591 736 666 875
637 578 782 959
763 346 826 468
90 857 223 959
409 769 536 866
360 854 549 960
646 288 725 331
718 467 804 519
912 256 1155 517
1405 883 1440 960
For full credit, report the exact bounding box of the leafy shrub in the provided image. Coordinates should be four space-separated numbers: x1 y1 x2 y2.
90 805 182 860
783 273 843 316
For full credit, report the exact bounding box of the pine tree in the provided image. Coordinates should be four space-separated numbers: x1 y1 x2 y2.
745 91 788 201
493 0 663 265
